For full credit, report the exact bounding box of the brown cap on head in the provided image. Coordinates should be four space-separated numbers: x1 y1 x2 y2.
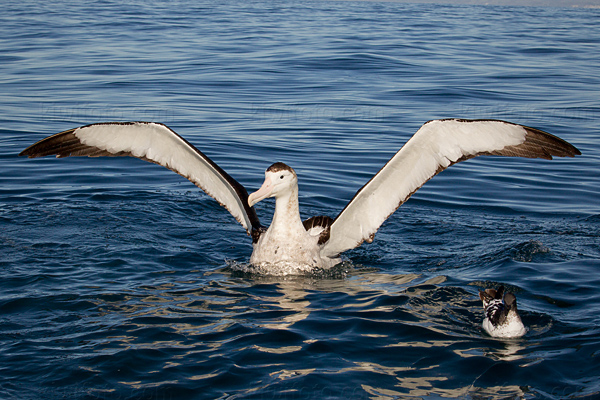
267 162 295 174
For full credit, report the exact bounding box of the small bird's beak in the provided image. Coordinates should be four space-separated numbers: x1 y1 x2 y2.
248 176 273 207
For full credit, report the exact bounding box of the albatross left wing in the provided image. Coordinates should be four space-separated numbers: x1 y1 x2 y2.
319 119 580 258
19 122 261 236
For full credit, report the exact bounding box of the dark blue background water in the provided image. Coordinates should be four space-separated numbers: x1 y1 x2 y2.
1 1 599 399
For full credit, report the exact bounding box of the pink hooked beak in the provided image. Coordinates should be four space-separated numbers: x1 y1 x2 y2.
248 176 273 207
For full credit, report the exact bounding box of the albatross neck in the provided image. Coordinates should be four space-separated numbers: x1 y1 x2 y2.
271 185 304 231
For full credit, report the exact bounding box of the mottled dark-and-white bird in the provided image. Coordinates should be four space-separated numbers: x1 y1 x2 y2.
479 286 527 338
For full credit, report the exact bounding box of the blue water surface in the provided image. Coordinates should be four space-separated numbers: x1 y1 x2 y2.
1 1 599 399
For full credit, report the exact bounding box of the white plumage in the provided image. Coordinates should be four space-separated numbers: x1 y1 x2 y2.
20 119 580 271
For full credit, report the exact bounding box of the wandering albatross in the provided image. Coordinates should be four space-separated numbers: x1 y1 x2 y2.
19 119 580 270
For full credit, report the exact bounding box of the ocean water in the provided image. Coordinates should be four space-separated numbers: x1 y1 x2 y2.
1 0 599 399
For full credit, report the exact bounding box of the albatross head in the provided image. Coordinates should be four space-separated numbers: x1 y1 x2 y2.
248 162 297 207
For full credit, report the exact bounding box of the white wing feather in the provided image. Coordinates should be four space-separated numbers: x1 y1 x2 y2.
21 122 257 234
319 119 578 258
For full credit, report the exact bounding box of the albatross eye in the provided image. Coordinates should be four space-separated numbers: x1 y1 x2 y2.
280 175 285 179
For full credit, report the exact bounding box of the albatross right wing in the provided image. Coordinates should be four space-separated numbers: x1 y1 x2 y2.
19 122 262 236
319 119 580 259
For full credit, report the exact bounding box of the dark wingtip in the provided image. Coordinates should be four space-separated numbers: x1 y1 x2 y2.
429 119 581 159
19 140 44 157
19 144 46 158
522 125 581 158
496 286 505 299
18 127 81 158
504 293 517 308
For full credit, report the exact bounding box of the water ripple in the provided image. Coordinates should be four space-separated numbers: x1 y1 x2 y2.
1 0 599 399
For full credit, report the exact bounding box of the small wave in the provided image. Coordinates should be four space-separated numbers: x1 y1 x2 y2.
482 240 552 264
509 240 551 262
582 213 600 223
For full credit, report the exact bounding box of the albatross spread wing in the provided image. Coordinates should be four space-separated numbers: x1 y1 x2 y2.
19 122 262 236
319 119 580 258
